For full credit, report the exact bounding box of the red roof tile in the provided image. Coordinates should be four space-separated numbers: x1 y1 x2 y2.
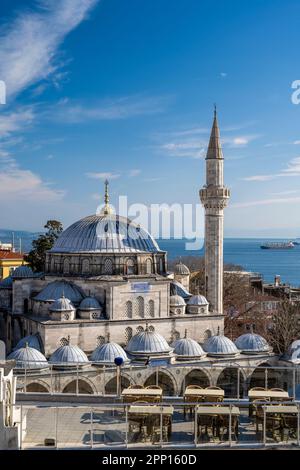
0 250 25 260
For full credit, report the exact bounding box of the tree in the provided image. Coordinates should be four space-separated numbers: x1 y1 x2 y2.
266 301 300 355
25 220 63 272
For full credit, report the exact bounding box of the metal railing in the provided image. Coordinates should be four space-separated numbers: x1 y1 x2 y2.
13 400 300 449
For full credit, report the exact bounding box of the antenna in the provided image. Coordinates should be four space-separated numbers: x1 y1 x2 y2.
12 232 15 252
19 238 22 253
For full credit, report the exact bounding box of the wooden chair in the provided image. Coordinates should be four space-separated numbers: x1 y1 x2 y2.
146 385 162 390
205 386 222 390
250 387 266 391
217 414 239 442
270 388 285 392
186 385 203 390
128 384 144 389
198 414 218 442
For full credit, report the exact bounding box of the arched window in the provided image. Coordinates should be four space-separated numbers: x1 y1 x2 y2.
136 296 144 318
136 326 144 333
148 299 155 317
59 337 69 347
204 329 212 340
125 327 132 344
148 325 155 332
82 259 90 274
63 258 70 274
126 258 135 275
159 258 164 273
97 335 105 346
146 259 152 274
104 258 113 275
125 301 133 319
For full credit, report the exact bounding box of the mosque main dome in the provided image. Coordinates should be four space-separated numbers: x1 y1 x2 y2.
45 183 167 277
50 214 160 254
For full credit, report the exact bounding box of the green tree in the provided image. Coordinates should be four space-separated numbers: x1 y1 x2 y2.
25 220 63 272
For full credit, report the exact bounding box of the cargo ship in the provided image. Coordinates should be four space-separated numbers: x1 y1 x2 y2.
260 241 295 249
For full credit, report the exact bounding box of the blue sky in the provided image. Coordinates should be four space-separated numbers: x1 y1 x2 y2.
0 0 300 236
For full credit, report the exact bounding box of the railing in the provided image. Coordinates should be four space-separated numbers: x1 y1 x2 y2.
15 363 300 400
14 401 300 449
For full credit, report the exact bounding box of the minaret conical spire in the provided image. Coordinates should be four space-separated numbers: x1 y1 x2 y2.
206 105 223 160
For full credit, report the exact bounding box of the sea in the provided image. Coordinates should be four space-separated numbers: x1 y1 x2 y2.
1 229 299 287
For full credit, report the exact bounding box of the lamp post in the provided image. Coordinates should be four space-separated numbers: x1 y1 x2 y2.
114 356 124 397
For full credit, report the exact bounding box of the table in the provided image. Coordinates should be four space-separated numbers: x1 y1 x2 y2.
122 388 163 403
195 405 240 442
184 388 225 400
248 390 290 400
128 405 174 443
265 405 298 414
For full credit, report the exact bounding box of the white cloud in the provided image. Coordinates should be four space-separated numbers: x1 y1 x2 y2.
0 107 35 138
160 140 206 159
243 156 300 182
86 172 121 180
223 134 261 147
0 167 65 201
48 95 171 123
0 0 98 99
242 174 276 182
232 196 300 208
220 72 227 78
293 140 300 145
128 169 141 177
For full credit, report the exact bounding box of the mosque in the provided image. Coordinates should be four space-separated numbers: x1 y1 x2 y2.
0 110 295 397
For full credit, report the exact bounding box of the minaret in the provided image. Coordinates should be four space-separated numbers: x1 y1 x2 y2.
199 107 230 314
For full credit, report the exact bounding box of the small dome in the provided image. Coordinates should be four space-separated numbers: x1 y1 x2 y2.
49 343 89 367
8 346 48 370
174 261 190 275
235 333 271 354
91 341 129 365
173 334 205 360
79 297 101 310
126 326 172 357
170 280 192 300
170 294 186 307
286 340 300 363
187 295 208 306
14 334 43 352
49 296 75 312
204 331 238 357
12 265 34 278
34 280 84 304
0 276 13 289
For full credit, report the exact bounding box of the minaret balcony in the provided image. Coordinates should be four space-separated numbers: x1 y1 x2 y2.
199 187 230 201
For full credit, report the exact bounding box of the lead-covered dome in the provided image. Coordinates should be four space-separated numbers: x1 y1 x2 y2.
12 265 34 278
0 276 13 288
91 341 129 365
14 334 43 353
50 214 160 254
204 331 238 357
34 280 84 304
79 297 101 310
173 334 205 360
174 261 190 275
170 295 186 307
8 345 48 370
286 340 300 363
126 326 172 358
235 332 271 354
49 343 89 368
187 295 209 306
49 295 75 312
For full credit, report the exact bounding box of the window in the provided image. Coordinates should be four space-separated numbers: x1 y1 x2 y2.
104 258 113 275
146 259 152 274
125 327 132 344
63 258 70 274
136 326 144 333
149 300 155 317
136 296 144 318
125 301 133 319
204 329 212 340
82 259 90 274
60 337 69 347
97 335 105 346
126 258 135 275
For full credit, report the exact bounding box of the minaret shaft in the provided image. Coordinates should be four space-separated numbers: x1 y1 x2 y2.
199 110 230 314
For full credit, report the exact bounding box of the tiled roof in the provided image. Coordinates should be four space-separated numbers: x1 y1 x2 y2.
0 250 25 260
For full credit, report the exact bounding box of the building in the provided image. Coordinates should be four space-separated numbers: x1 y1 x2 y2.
0 250 26 281
0 110 278 396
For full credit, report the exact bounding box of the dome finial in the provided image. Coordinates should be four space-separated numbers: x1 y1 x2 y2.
145 322 149 332
217 326 220 336
67 335 71 345
107 332 111 342
103 179 111 215
184 329 188 339
250 324 254 334
214 103 217 118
